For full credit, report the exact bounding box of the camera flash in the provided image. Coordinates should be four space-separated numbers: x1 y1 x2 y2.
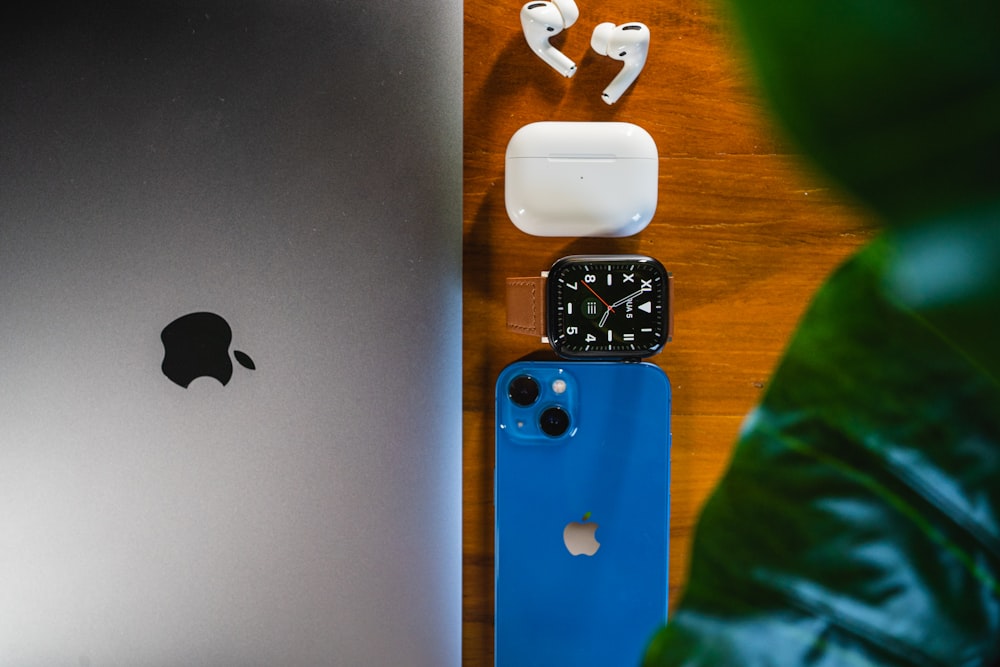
551 379 567 395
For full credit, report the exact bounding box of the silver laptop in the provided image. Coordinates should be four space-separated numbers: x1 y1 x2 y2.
0 2 462 665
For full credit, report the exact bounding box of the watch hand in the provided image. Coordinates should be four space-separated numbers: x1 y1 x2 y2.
599 290 642 328
579 281 615 313
610 289 645 309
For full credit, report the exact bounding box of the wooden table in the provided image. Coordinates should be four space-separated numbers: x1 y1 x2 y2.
462 1 874 663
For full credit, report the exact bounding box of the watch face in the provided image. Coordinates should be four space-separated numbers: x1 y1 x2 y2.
547 255 671 359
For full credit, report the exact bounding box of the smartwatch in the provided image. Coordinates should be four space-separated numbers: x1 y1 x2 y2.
506 255 673 360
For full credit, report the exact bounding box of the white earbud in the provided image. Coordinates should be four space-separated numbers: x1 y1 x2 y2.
520 0 580 78
591 22 650 104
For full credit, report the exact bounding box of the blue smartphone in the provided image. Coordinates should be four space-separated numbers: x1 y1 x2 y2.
494 359 671 667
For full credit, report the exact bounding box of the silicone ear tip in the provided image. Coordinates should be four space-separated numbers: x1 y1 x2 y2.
554 0 579 28
591 22 615 54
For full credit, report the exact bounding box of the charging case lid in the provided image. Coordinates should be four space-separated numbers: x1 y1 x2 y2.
505 122 658 237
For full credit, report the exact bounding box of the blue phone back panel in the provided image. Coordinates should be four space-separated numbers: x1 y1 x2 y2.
494 360 671 667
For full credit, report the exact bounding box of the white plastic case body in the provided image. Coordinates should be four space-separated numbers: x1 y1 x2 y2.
505 121 658 237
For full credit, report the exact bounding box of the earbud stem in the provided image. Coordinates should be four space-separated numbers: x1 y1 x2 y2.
536 46 577 78
601 63 640 104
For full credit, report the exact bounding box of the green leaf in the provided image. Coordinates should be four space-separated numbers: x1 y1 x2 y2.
644 0 1000 660
722 0 1000 229
646 238 1000 666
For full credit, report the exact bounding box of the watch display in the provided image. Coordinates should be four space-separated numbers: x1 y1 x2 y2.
547 255 671 359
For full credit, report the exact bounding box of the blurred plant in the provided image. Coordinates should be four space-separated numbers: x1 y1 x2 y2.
644 0 1000 664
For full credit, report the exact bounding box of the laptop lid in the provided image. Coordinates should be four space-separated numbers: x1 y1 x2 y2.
1 2 462 665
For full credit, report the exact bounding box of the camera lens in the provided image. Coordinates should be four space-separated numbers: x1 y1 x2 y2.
508 375 540 407
539 406 570 437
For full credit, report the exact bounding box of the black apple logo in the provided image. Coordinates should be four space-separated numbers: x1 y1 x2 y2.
160 312 255 388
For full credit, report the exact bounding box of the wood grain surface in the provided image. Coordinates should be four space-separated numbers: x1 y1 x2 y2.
463 1 875 663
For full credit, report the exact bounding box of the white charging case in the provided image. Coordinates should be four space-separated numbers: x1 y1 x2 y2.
505 122 658 237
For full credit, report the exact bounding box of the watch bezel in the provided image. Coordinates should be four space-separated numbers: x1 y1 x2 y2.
545 254 671 360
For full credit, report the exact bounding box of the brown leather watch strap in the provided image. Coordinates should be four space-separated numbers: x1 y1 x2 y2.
505 276 547 338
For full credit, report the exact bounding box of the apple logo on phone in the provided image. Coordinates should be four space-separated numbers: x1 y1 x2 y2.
160 311 255 388
563 512 601 556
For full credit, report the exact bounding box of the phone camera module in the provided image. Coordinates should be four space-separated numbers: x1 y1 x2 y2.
508 375 540 407
539 406 570 437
